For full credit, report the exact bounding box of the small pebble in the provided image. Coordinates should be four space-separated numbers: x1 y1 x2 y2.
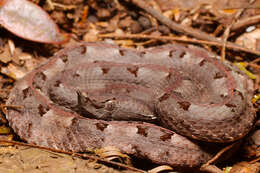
138 16 152 29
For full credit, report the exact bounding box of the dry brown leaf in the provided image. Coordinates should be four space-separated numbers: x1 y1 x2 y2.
0 44 12 64
0 126 11 134
1 63 25 79
229 162 260 173
0 0 69 44
0 145 137 173
236 28 260 51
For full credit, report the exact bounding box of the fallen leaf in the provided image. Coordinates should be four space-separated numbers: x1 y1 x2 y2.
229 162 260 173
0 0 69 44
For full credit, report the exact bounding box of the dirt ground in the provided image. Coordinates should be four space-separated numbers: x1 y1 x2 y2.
0 0 259 172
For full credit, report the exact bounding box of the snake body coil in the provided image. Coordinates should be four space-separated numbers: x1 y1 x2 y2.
6 43 256 168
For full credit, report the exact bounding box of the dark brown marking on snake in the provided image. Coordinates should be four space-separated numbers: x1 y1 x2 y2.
168 50 176 57
22 87 30 99
127 66 139 77
140 51 146 57
199 59 206 66
54 80 62 87
80 45 87 54
73 73 80 78
214 72 227 79
38 72 47 81
225 103 237 108
119 49 125 56
101 67 110 74
137 125 148 137
179 51 186 58
178 101 191 111
38 104 49 117
160 133 172 141
32 81 41 91
234 89 244 100
96 122 108 131
158 93 170 102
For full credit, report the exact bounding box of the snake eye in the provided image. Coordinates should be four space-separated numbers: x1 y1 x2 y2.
105 99 117 111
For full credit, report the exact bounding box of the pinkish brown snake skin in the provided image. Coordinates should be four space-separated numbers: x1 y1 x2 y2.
6 42 256 168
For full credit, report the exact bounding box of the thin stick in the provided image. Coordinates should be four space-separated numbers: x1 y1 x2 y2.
99 33 260 55
231 15 260 31
205 143 238 165
128 0 260 55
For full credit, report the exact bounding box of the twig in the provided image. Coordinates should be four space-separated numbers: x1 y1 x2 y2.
221 6 244 61
221 26 230 61
231 15 260 31
205 143 238 165
200 165 223 173
46 0 54 10
248 63 260 69
249 156 260 163
0 139 146 173
221 0 256 61
99 33 260 55
127 0 260 55
252 57 260 64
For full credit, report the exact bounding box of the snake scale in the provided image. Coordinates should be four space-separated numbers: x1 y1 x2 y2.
6 42 256 168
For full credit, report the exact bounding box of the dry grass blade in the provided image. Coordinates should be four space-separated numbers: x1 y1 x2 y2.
99 33 260 56
148 165 174 173
128 0 260 56
234 62 257 79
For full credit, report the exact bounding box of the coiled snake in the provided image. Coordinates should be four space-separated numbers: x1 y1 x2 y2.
6 42 256 168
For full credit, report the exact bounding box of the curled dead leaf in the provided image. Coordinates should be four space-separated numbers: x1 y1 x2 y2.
229 162 260 173
0 0 69 44
148 165 174 173
95 146 132 165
